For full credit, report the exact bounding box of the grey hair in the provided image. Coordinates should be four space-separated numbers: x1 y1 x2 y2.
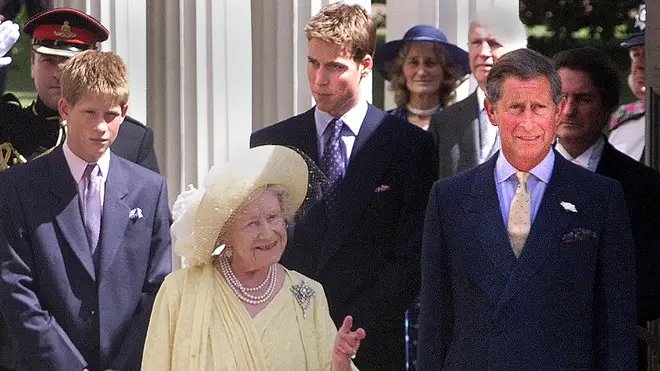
471 7 528 49
485 48 563 104
215 184 296 247
262 184 296 223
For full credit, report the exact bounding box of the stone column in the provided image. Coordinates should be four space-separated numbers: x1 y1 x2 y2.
146 0 253 198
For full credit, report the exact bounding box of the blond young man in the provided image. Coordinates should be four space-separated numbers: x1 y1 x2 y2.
251 3 438 369
0 50 171 371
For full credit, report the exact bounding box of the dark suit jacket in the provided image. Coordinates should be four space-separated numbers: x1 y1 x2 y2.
250 105 438 370
428 90 480 178
0 147 171 371
418 152 637 370
111 116 160 174
596 140 660 324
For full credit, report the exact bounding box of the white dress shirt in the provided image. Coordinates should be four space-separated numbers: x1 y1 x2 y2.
315 99 368 167
555 136 605 173
477 87 500 163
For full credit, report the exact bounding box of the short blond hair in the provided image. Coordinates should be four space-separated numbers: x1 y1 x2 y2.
60 50 129 107
305 2 376 61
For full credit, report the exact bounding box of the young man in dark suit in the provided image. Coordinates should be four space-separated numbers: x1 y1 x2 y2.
0 8 159 173
250 3 437 369
419 48 636 369
428 7 527 178
553 46 660 369
0 50 171 371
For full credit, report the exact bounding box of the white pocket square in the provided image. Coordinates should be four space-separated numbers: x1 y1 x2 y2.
129 208 144 221
374 184 390 193
560 201 577 213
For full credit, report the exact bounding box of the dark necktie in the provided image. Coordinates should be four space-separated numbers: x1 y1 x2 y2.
319 118 345 210
82 163 102 252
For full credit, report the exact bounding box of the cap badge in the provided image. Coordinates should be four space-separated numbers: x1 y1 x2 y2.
53 21 77 39
635 4 646 31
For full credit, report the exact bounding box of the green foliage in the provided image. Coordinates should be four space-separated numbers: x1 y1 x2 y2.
520 0 641 44
522 0 641 104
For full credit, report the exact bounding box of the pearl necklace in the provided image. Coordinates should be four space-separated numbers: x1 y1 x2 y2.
217 255 278 305
406 104 440 117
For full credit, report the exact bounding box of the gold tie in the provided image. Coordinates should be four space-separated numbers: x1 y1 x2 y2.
508 171 530 258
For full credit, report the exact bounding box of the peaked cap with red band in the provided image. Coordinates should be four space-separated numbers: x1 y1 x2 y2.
23 8 109 58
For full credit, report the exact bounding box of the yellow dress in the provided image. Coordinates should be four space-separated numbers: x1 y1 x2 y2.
142 263 354 370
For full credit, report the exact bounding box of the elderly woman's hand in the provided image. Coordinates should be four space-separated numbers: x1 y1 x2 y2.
331 315 366 371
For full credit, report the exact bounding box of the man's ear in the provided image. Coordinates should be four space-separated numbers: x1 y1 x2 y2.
121 103 129 118
554 96 567 127
484 98 497 127
58 97 70 120
30 53 37 79
359 54 373 78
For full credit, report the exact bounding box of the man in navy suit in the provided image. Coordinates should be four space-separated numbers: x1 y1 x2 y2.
553 46 660 369
418 48 637 370
250 3 437 369
0 50 171 370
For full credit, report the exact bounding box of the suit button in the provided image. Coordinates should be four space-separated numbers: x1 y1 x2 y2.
91 310 96 315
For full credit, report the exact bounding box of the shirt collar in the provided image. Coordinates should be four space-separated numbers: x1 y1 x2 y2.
496 149 555 185
315 99 368 138
555 136 605 171
477 87 487 112
63 141 111 183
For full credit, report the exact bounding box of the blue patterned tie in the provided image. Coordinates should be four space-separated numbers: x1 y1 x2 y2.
319 118 345 210
82 164 102 252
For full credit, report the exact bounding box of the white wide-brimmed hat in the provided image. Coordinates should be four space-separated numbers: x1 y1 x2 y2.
171 145 310 266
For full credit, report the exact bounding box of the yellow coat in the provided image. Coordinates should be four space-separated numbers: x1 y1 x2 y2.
142 263 354 370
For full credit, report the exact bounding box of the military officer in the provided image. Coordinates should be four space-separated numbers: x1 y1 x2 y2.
0 7 160 172
608 2 647 162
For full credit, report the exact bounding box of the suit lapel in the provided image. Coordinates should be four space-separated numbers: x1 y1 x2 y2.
349 105 381 160
316 106 392 270
595 140 620 179
465 154 517 302
495 153 577 313
98 153 130 281
48 147 96 281
288 108 320 165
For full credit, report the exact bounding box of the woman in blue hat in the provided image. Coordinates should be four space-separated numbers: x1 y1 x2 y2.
375 25 469 131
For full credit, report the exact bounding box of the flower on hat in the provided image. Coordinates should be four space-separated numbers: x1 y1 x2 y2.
171 165 224 267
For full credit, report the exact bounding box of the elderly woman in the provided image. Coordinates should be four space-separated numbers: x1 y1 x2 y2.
142 145 364 370
375 24 469 130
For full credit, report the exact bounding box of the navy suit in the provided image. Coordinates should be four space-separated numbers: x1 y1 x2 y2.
418 152 637 370
0 147 171 371
251 105 438 370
